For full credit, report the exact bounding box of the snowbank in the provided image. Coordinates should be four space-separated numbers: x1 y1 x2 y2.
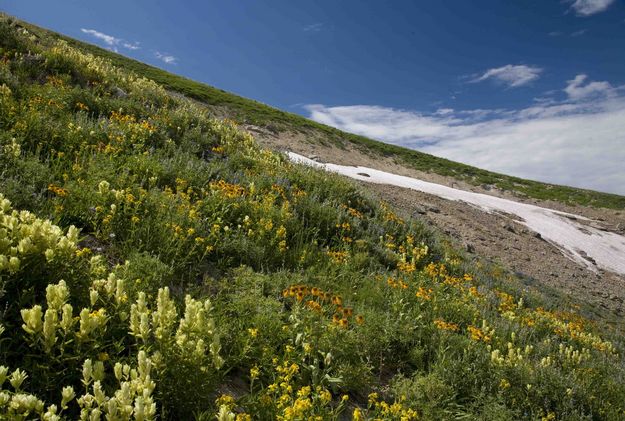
288 152 625 276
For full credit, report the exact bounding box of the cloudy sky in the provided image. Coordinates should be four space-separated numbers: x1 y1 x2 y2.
4 0 625 194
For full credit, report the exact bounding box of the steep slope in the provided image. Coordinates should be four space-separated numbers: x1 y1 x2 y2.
1 14 625 421
11 14 625 323
10 14 625 210
288 152 625 323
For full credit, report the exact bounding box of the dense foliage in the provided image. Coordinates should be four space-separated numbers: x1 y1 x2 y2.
1 16 625 420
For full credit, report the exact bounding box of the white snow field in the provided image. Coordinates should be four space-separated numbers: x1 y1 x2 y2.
287 152 625 276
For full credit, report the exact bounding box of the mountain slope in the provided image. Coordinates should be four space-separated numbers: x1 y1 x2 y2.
1 14 625 421
11 14 625 210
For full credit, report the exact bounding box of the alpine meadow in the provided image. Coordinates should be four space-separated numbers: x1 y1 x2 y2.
1 13 625 421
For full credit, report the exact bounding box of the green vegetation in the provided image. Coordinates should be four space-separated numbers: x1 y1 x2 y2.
1 15 625 420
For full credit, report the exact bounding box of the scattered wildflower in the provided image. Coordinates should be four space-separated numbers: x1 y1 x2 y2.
47 184 68 197
434 319 459 332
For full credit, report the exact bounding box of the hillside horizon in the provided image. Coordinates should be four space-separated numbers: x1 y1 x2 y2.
6 14 625 208
1 12 625 421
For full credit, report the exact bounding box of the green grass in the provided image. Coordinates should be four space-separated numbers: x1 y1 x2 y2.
1 14 625 420
10 14 625 210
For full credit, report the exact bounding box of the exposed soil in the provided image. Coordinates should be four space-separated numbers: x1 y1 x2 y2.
250 127 625 325
371 184 625 323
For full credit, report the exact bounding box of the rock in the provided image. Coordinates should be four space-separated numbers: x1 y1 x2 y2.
112 86 128 98
500 222 516 233
426 204 440 213
533 232 542 239
465 242 475 253
578 251 597 265
265 124 279 134
413 206 427 215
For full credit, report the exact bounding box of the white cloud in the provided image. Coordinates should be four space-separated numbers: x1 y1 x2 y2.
122 41 141 50
303 23 324 32
81 28 119 46
471 64 542 88
154 51 177 65
570 29 588 37
564 74 615 100
569 0 615 16
304 77 625 195
549 29 588 37
80 28 141 52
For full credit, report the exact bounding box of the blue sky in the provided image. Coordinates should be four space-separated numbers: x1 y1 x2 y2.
3 0 625 194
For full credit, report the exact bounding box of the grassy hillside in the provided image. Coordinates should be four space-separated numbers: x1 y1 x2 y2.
10 14 625 210
1 15 625 420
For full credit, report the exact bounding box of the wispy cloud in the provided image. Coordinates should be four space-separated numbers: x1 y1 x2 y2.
303 23 324 32
122 41 141 50
154 51 177 65
570 29 588 37
549 29 588 37
81 27 176 64
470 64 543 88
564 74 617 100
569 0 615 16
304 75 625 194
81 28 119 46
80 28 140 52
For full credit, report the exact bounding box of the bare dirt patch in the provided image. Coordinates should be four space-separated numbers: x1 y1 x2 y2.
370 183 625 323
251 127 625 324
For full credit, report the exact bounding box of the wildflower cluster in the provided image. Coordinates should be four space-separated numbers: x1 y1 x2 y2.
352 392 417 420
0 352 157 420
254 354 348 420
1 17 625 419
282 284 364 329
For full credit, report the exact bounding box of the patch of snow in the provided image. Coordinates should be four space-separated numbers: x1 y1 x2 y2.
287 152 625 276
